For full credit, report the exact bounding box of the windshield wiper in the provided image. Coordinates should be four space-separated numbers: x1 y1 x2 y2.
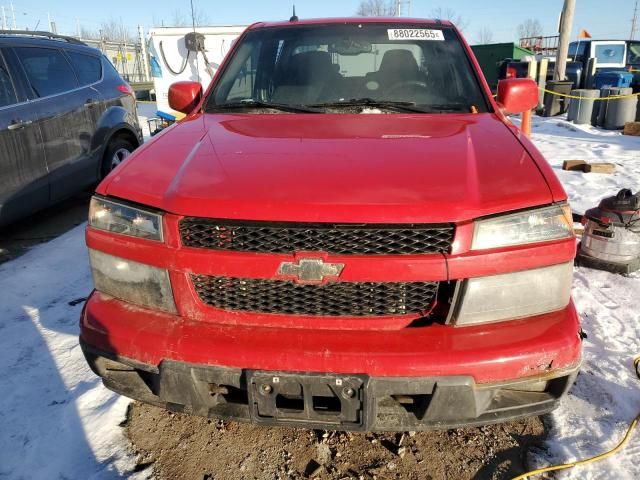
207 100 321 114
308 98 429 113
418 104 471 113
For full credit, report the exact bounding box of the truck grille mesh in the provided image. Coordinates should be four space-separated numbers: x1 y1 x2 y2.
191 275 439 317
179 219 455 255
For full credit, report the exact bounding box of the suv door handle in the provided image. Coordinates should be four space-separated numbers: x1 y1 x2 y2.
7 120 33 130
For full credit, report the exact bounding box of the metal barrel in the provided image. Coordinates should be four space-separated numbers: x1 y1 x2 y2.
604 87 635 130
595 87 619 127
567 89 600 124
543 80 574 117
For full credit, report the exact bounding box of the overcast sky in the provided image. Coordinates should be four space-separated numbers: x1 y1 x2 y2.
7 0 637 43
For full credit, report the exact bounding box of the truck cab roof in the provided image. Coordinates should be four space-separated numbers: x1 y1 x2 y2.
250 17 453 29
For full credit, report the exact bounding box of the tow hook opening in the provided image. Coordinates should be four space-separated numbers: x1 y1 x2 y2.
391 394 432 420
208 383 248 406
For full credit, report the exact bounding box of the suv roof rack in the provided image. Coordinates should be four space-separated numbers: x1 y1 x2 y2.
0 30 86 46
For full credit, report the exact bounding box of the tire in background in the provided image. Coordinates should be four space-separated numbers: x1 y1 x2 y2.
101 138 136 179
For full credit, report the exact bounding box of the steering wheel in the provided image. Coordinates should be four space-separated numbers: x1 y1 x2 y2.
385 80 429 97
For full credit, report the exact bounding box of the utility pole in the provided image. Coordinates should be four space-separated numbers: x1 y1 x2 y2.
395 0 411 16
554 0 576 81
138 25 150 81
1 7 7 30
10 2 16 29
632 0 639 40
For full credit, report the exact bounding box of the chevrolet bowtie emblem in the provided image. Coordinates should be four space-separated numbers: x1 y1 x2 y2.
277 258 345 283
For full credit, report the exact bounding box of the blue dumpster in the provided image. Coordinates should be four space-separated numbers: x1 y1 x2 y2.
594 71 634 89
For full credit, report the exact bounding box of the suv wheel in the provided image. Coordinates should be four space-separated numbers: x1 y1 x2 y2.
101 138 135 178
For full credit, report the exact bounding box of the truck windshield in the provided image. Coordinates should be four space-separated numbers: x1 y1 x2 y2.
206 24 488 113
628 42 640 66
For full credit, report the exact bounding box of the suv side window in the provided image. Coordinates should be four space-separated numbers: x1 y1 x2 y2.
66 51 102 85
0 54 17 107
14 47 78 97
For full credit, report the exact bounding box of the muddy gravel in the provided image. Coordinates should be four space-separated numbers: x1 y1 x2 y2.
126 402 547 480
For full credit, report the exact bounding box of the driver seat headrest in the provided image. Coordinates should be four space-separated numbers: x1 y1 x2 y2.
378 49 420 76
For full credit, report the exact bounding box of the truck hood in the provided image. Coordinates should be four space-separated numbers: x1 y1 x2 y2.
101 113 554 223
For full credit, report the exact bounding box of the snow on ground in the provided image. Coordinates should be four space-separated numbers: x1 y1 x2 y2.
525 114 640 479
530 116 640 215
0 109 638 479
0 225 146 479
0 104 158 480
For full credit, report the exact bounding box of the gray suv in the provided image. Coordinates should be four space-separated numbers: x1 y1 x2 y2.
0 31 142 227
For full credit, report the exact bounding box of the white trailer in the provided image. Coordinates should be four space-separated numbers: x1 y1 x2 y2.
148 26 247 116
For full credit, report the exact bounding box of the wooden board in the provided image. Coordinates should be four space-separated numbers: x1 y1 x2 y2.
584 163 616 174
623 122 640 136
562 160 587 171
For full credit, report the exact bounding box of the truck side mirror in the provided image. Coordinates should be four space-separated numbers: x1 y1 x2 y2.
496 78 539 114
168 81 203 114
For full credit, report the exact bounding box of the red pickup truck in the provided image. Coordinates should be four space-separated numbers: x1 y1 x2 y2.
80 17 581 431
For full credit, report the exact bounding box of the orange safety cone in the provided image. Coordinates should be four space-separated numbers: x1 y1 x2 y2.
521 110 532 138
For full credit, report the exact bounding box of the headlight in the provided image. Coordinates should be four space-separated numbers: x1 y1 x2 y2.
452 262 573 326
472 204 573 250
89 197 163 241
89 249 176 313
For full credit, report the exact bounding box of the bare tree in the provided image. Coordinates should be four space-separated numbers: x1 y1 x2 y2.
517 18 543 39
476 27 494 44
170 10 188 27
356 0 396 16
98 18 135 42
77 18 135 42
169 8 210 27
79 26 99 40
430 7 469 31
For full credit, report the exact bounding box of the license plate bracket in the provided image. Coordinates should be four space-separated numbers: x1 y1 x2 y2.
248 371 365 428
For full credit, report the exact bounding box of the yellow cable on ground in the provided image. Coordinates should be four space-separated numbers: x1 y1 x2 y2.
511 415 639 479
511 355 640 480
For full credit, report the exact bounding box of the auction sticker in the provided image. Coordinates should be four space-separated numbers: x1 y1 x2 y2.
387 29 445 41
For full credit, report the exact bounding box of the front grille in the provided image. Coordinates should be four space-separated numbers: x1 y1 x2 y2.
179 219 455 255
191 275 438 317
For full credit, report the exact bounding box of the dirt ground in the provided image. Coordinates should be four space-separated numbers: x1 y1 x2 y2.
126 402 547 480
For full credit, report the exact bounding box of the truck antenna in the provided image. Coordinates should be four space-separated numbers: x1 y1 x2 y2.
290 5 298 22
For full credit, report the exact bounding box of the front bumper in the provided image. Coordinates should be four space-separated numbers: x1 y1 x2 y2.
82 340 578 431
81 291 582 382
80 291 582 430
